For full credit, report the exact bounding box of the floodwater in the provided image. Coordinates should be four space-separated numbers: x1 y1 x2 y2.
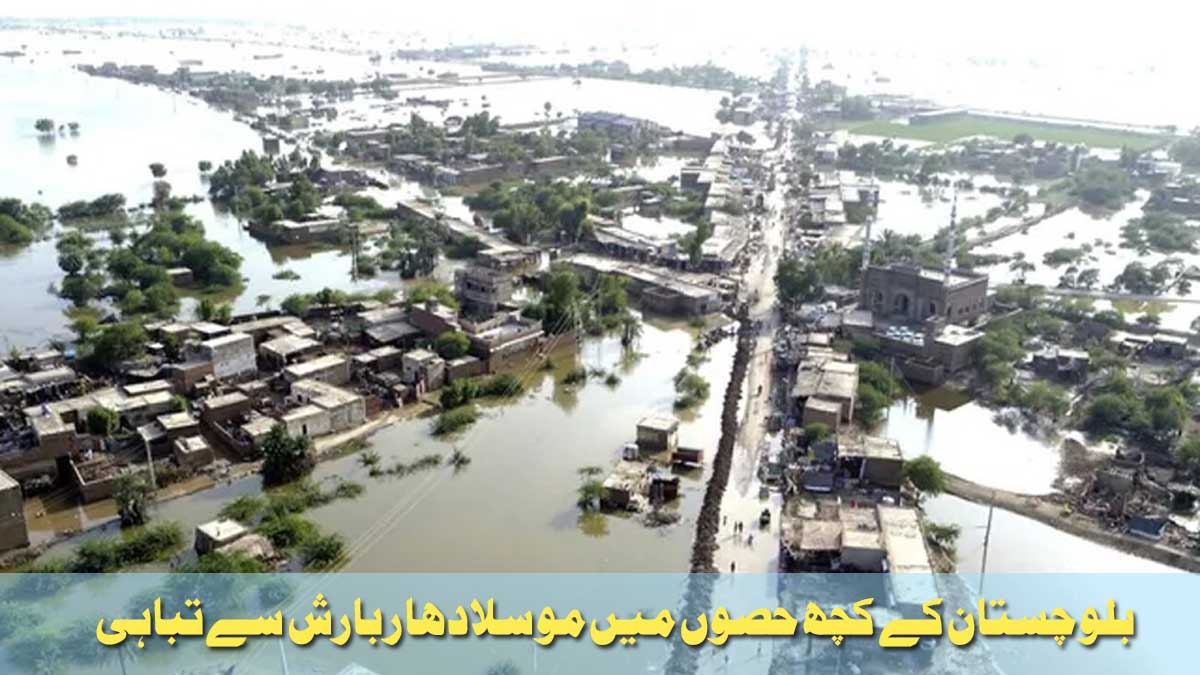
871 179 1007 238
0 38 760 348
924 494 1179 573
0 55 461 347
616 153 693 184
33 322 735 572
361 76 733 135
808 47 1200 130
974 189 1200 331
879 387 1062 495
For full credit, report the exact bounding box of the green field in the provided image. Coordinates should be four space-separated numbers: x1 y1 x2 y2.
846 117 1163 151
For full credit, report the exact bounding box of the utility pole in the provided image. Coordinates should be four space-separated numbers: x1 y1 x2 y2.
145 439 157 490
978 492 995 597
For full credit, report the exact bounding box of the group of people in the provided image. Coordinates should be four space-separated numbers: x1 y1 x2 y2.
724 515 754 547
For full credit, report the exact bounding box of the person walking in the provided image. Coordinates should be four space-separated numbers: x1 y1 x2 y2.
730 561 736 573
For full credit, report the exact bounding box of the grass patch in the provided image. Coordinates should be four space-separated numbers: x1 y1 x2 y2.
846 117 1162 150
1111 299 1172 315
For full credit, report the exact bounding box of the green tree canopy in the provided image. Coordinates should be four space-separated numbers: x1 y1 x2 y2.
261 424 315 486
903 456 946 496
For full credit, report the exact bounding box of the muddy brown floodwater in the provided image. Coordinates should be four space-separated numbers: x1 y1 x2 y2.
32 321 735 572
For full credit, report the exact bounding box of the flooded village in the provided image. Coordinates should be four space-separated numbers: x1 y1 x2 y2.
0 13 1198 675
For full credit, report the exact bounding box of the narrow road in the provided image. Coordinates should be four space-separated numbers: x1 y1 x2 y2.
713 143 790 575
944 473 1200 572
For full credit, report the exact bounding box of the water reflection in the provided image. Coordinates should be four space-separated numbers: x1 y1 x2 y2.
880 387 1061 495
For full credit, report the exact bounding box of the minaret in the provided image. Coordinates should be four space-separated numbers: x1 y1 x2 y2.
943 191 958 282
860 170 877 275
860 215 874 275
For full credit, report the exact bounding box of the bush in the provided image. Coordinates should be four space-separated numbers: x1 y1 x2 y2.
673 368 711 410
562 367 588 385
480 373 523 397
219 495 267 523
69 522 183 572
440 378 481 409
434 405 478 435
181 551 271 573
256 514 319 549
434 330 471 359
301 533 345 569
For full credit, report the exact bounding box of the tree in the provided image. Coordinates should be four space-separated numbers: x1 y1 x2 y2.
903 456 946 497
1178 435 1200 469
540 266 584 334
113 472 154 527
57 250 84 275
86 407 120 437
434 331 471 360
152 180 172 208
88 322 146 372
261 424 315 486
35 118 55 134
803 422 830 446
620 312 642 348
595 274 628 317
1145 386 1188 444
149 162 167 179
196 297 232 324
281 294 312 317
857 384 891 428
775 256 822 305
198 160 213 173
1070 166 1133 210
1118 146 1140 169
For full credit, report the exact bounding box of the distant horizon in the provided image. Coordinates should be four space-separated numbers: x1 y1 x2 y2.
3 2 1199 63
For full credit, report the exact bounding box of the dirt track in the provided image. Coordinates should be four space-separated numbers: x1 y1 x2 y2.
944 473 1200 572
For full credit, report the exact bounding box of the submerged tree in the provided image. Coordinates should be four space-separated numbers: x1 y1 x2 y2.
261 424 315 486
113 472 154 527
576 466 607 511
